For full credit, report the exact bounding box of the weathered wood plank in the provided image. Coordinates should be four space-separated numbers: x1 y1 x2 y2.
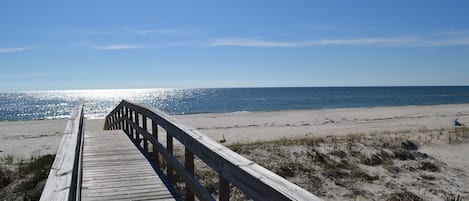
82 175 161 183
82 190 173 200
82 192 174 200
80 179 163 187
82 169 155 177
40 100 84 201
81 130 177 201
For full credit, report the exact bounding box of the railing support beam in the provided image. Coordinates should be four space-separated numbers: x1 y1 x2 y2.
167 133 174 185
219 175 230 201
143 115 148 152
135 112 140 142
152 120 160 166
185 147 195 201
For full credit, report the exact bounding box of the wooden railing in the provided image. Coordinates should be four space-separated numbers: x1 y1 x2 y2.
105 100 322 201
41 100 84 201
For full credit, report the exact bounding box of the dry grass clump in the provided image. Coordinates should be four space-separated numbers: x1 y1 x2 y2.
217 127 469 200
386 190 425 201
0 154 55 201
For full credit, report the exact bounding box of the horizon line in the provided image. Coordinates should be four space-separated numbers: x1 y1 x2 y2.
2 84 469 93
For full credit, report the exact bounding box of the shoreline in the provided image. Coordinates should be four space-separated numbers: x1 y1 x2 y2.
1 102 469 122
175 103 469 143
1 103 468 158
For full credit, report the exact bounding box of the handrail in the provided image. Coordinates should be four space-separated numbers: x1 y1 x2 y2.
105 100 322 201
40 100 84 201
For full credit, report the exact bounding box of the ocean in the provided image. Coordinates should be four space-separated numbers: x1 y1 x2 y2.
1 86 469 121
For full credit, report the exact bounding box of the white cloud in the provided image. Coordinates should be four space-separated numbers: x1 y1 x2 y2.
0 47 29 53
206 34 469 48
206 38 415 47
316 37 415 46
93 44 146 50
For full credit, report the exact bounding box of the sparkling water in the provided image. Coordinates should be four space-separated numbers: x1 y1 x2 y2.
1 87 469 121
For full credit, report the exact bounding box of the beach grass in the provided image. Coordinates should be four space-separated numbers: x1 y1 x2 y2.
0 154 55 201
217 127 469 200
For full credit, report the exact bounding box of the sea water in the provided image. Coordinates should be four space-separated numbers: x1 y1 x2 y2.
1 86 469 121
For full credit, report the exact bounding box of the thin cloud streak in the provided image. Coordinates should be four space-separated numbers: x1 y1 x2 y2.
0 47 29 53
208 39 300 47
125 27 181 35
420 37 469 47
93 44 146 50
207 35 469 48
317 38 414 46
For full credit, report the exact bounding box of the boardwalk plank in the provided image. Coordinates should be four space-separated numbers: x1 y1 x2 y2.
81 130 177 201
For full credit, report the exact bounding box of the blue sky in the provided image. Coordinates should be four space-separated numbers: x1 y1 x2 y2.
1 1 469 91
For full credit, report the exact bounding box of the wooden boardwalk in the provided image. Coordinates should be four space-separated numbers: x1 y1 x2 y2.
42 100 322 201
81 130 177 201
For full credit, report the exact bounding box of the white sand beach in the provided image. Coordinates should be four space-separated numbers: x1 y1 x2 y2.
175 103 469 144
1 103 468 158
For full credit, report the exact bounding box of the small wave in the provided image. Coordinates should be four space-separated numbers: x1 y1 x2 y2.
44 115 71 120
230 111 251 114
85 113 107 119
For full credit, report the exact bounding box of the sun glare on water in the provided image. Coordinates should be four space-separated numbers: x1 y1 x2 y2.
15 88 185 120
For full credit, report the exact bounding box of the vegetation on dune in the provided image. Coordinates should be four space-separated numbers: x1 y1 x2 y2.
0 154 55 201
217 126 468 200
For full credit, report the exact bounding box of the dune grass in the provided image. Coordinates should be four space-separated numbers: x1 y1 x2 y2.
0 154 55 201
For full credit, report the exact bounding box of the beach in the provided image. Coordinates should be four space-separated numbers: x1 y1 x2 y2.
176 103 469 143
2 103 469 200
1 103 468 158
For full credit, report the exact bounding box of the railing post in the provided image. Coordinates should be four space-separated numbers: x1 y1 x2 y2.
120 107 125 129
117 108 122 129
185 147 195 201
219 175 230 201
129 109 134 139
167 133 174 185
125 107 130 134
135 112 140 143
152 120 160 166
112 114 116 130
109 114 114 130
112 113 118 130
113 111 117 130
104 117 109 130
122 107 126 133
142 115 148 152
